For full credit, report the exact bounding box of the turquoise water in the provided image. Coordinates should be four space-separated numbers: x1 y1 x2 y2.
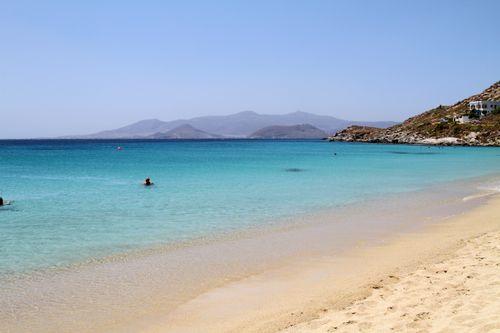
1 139 499 275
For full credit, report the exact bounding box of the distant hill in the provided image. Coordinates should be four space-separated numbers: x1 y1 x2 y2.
330 81 500 146
148 124 221 139
64 111 397 139
249 124 328 139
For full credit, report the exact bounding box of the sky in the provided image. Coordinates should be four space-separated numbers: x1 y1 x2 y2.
0 0 499 138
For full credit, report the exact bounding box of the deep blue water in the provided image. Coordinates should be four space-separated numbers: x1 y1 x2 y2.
1 139 499 274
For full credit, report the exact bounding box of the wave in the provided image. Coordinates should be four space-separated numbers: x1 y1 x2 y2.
462 180 500 202
477 181 500 192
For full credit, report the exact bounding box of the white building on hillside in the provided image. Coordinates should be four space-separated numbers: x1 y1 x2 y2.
469 100 500 115
453 115 470 124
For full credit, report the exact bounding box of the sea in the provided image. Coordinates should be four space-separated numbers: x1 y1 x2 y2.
1 139 500 277
0 140 500 333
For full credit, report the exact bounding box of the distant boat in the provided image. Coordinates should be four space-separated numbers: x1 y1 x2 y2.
117 146 123 150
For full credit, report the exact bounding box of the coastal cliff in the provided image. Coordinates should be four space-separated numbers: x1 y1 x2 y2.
330 82 500 146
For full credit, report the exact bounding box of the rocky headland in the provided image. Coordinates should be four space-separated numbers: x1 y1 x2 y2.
329 82 500 146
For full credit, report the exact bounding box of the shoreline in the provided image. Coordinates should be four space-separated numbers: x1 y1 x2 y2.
146 194 500 333
1 176 499 332
3 172 498 280
328 137 500 147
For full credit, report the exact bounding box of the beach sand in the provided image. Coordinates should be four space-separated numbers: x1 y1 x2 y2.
146 195 500 333
281 231 500 333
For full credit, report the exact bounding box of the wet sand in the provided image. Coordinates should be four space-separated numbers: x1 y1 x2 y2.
144 195 500 333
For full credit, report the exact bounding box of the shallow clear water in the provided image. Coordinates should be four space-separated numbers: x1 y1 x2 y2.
1 139 499 275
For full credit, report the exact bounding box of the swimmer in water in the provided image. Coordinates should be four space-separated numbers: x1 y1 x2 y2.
144 177 153 186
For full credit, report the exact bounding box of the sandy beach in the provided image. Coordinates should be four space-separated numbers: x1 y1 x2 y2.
145 195 500 333
281 230 500 332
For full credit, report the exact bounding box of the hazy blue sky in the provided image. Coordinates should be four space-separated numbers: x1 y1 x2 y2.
1 0 499 138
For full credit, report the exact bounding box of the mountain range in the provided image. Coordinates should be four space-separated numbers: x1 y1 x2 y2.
63 111 397 139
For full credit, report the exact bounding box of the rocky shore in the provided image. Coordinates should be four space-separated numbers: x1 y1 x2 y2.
328 125 500 146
